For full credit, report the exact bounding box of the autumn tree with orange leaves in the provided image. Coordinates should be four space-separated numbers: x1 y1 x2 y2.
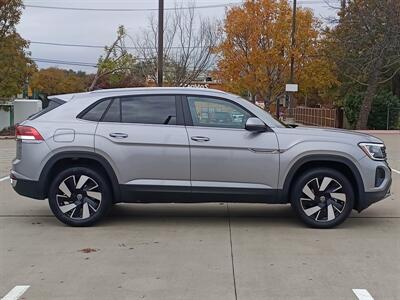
216 0 337 108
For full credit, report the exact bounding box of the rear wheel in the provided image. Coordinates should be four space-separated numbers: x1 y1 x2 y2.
48 167 112 226
290 168 354 228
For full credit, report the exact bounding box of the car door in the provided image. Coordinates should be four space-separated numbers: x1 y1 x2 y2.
94 94 190 201
183 95 280 201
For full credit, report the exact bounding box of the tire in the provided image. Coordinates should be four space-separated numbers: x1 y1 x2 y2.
290 168 354 228
48 166 112 226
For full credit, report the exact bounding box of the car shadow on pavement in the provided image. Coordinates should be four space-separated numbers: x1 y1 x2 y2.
10 202 388 229
91 203 380 229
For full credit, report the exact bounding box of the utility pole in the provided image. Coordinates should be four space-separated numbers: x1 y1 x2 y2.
157 0 164 87
288 0 297 110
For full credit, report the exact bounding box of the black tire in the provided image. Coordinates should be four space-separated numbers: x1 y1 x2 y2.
290 168 354 228
48 166 112 226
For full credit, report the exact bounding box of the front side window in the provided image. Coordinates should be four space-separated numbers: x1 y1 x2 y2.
187 96 252 129
121 95 176 125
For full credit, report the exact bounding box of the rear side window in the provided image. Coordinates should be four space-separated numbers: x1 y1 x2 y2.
103 98 120 122
121 95 176 125
80 99 111 121
29 99 65 120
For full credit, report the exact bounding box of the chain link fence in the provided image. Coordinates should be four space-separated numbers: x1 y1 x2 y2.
385 107 400 130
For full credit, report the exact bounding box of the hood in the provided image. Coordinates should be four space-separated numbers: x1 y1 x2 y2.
274 127 383 145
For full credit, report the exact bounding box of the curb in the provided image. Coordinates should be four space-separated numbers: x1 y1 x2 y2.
355 130 400 134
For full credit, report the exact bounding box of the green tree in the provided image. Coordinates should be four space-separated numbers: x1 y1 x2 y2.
344 88 400 129
327 0 400 129
368 90 400 130
0 0 35 98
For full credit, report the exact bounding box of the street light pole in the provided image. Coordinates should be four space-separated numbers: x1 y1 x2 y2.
157 0 164 87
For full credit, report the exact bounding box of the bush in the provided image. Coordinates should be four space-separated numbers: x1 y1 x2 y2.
0 125 15 136
343 92 362 129
344 89 400 129
368 90 400 129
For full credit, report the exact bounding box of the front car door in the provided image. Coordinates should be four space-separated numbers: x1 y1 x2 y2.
95 94 191 202
183 95 280 202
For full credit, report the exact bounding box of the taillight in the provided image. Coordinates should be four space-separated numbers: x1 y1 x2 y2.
16 125 44 141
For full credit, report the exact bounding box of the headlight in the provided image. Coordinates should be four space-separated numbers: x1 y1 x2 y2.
358 142 386 160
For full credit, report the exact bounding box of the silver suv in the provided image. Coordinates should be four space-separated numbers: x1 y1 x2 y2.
11 88 392 228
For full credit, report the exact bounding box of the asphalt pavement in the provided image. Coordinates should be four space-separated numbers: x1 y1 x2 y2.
0 133 399 300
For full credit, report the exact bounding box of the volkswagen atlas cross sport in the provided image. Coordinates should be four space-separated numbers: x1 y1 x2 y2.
11 88 392 228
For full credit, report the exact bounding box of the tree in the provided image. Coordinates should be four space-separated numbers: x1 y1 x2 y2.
89 26 140 91
133 2 220 86
327 0 400 129
0 0 35 98
30 68 88 96
343 88 400 129
216 0 336 106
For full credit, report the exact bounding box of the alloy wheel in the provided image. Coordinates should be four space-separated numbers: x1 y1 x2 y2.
56 174 102 220
300 176 347 222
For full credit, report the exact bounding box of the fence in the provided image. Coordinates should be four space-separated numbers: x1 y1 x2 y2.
386 107 400 130
289 107 340 128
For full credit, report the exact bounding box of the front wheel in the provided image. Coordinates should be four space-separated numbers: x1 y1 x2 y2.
48 167 112 226
290 168 354 228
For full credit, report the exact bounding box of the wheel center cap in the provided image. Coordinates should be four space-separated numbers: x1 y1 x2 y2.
76 194 83 201
320 196 326 202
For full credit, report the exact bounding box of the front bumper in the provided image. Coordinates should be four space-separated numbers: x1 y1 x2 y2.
357 177 392 212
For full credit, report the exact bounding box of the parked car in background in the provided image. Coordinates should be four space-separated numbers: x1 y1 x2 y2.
11 88 392 228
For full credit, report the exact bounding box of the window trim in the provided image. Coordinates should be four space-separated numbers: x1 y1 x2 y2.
77 94 184 126
182 94 269 130
76 98 112 121
100 98 120 122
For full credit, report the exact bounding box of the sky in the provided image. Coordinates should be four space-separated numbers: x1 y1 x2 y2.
18 0 339 74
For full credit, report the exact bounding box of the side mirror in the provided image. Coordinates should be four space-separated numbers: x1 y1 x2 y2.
245 117 268 132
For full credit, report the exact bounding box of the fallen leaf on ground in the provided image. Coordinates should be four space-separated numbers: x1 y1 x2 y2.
78 248 98 253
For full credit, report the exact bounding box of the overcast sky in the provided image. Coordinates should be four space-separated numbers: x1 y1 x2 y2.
18 0 339 74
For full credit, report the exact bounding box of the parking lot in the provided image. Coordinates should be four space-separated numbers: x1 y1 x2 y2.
0 133 399 300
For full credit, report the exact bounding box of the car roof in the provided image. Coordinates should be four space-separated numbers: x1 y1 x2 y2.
49 87 231 102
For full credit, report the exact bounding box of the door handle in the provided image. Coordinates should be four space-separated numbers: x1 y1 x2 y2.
191 136 210 142
109 132 128 139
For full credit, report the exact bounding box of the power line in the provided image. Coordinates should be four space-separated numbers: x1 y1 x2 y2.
32 57 98 67
30 41 107 49
24 1 330 12
32 56 150 67
29 40 210 50
24 2 243 12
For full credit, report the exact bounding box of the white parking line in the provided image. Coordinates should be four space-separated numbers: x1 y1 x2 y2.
392 168 400 175
1 286 30 300
352 289 375 300
0 176 10 182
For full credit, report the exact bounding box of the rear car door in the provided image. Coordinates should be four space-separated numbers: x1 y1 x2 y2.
183 95 280 201
94 94 190 201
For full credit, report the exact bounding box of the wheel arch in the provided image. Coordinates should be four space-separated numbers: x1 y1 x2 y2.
39 151 121 202
281 155 365 211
